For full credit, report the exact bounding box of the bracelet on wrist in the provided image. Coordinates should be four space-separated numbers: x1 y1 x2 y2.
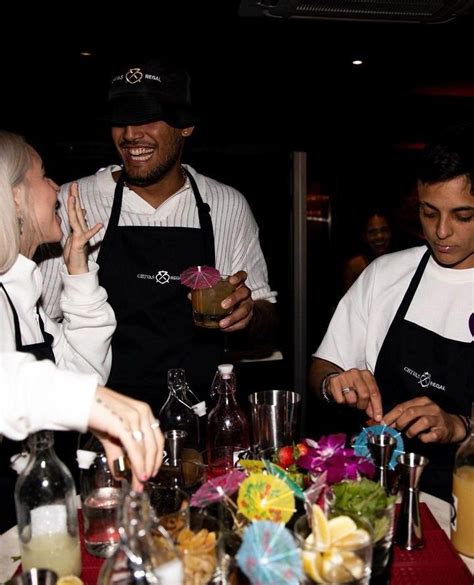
320 372 340 404
455 414 472 442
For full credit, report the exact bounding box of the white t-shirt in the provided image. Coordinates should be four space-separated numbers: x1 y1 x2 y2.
315 246 474 372
0 254 115 384
40 164 277 319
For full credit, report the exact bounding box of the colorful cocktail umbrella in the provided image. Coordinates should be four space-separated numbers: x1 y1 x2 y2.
263 460 305 501
236 520 303 585
237 473 295 524
179 265 220 289
190 469 247 508
239 459 266 474
353 424 404 470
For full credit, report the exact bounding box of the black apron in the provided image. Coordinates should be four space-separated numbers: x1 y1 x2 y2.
374 248 474 501
97 170 224 414
0 281 56 531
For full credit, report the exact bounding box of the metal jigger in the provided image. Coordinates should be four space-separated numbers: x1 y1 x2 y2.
164 430 187 467
368 432 397 493
395 452 429 550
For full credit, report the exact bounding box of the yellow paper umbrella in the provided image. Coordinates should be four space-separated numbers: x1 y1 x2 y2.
237 472 295 524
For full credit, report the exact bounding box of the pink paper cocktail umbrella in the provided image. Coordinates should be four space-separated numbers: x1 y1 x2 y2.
180 265 221 290
191 469 247 508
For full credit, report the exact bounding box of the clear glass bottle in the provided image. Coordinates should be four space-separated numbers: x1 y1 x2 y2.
98 490 183 584
14 431 81 577
207 364 250 461
159 369 201 449
451 429 474 557
78 434 122 558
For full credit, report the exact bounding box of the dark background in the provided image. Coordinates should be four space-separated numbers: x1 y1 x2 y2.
2 1 474 420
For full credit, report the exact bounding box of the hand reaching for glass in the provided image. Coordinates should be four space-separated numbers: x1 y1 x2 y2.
63 182 103 275
87 386 165 491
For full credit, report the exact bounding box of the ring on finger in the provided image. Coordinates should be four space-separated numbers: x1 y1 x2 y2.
150 419 160 429
131 429 144 442
342 387 351 395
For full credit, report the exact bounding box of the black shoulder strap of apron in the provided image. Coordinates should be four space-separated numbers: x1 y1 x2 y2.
393 247 431 323
0 282 23 349
183 168 216 267
97 173 125 267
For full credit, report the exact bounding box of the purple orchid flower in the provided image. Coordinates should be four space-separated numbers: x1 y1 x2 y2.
298 434 375 485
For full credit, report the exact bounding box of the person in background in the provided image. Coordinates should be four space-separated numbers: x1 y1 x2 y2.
40 57 277 414
0 351 164 491
342 208 392 293
310 123 474 501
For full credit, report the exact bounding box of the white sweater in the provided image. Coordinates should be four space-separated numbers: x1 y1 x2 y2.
0 352 97 440
0 254 116 384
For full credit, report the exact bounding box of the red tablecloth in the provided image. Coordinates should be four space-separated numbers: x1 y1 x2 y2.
391 504 473 585
72 505 474 584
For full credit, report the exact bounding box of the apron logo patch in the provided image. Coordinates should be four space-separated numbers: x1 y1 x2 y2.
137 271 180 284
403 366 446 391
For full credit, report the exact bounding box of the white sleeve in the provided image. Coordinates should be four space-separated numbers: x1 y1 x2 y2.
230 198 277 304
314 265 375 371
0 352 97 441
39 184 71 320
44 261 116 385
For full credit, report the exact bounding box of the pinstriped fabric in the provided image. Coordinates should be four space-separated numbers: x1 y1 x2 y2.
40 164 277 319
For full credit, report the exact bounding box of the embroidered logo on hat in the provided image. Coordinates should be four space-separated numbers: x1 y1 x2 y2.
125 68 143 85
108 58 195 128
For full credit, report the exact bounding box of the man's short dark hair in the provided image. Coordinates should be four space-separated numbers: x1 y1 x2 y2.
417 123 474 191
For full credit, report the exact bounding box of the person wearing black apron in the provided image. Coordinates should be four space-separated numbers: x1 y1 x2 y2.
373 248 473 501
0 283 56 532
97 170 224 414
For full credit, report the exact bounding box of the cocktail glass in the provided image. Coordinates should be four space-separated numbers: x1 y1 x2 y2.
191 276 235 328
294 514 373 584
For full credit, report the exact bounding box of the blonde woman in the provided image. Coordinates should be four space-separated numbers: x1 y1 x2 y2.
0 130 115 376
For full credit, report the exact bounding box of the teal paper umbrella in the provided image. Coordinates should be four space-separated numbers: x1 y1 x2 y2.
263 460 305 501
236 521 302 585
353 424 404 470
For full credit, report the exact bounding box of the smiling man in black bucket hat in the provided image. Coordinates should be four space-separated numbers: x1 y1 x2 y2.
40 57 277 418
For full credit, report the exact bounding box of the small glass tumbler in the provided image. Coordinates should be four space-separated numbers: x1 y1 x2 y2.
191 276 235 328
146 483 190 541
324 489 394 578
294 514 373 585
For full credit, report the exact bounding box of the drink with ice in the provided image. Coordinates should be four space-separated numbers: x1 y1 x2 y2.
192 277 235 328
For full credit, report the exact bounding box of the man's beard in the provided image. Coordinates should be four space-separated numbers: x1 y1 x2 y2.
122 136 183 188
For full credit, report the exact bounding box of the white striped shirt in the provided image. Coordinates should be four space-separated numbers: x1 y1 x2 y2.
40 164 277 319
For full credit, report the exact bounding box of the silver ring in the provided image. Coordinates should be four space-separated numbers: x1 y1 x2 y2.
150 419 160 429
131 429 144 442
342 387 351 395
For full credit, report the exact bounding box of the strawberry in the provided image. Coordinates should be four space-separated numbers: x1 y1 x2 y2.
296 442 309 457
277 445 295 468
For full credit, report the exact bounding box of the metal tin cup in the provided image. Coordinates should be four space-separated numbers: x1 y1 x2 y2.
248 390 301 451
11 569 58 585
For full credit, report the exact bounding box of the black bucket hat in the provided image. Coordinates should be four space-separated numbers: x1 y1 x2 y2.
108 59 195 128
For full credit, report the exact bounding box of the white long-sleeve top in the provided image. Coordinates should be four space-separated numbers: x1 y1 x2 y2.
0 352 97 440
0 254 116 384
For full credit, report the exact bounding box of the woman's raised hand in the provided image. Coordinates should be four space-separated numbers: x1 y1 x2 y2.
63 182 103 275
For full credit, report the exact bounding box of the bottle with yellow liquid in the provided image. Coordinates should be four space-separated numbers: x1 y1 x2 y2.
451 428 474 558
14 431 81 577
